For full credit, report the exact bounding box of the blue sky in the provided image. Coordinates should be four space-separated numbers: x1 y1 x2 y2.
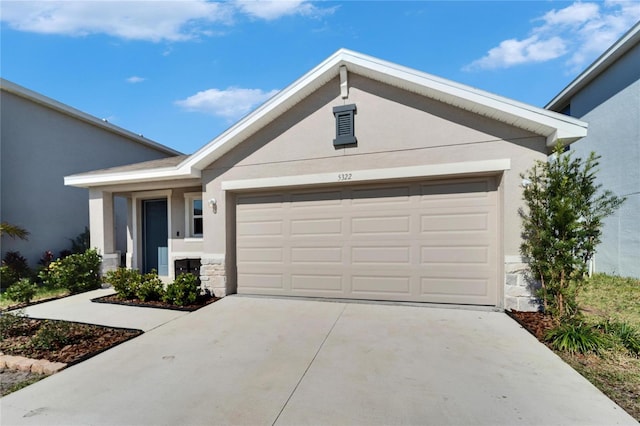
2 1 639 154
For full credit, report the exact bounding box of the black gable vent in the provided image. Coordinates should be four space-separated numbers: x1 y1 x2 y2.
333 104 357 147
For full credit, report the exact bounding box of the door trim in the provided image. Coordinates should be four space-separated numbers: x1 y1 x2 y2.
132 190 172 277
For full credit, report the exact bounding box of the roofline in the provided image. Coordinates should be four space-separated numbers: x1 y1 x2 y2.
64 165 200 188
177 48 587 174
546 21 640 111
0 78 183 157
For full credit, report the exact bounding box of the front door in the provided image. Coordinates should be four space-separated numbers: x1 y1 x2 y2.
142 199 168 275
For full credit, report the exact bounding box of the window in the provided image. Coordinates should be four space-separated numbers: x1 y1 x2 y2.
184 193 203 238
333 104 357 147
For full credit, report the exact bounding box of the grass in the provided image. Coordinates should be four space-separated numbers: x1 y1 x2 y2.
568 273 640 420
0 287 70 310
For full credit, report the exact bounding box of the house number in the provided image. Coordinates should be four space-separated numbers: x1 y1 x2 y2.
338 173 352 181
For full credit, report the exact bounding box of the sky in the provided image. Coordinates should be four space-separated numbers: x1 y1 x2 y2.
2 1 639 155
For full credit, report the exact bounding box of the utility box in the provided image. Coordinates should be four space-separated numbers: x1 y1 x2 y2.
174 258 201 284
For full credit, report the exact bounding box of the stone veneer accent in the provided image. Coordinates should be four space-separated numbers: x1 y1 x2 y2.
101 252 120 275
199 256 226 297
504 256 540 312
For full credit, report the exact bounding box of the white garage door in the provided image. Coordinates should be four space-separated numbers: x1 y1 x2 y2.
236 177 499 305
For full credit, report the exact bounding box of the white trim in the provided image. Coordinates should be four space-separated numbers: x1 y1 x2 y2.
132 190 172 277
183 192 203 238
222 159 511 191
183 238 204 243
171 251 205 259
65 166 199 187
546 22 640 111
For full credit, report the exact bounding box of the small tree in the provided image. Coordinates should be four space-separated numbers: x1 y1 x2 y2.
520 143 624 319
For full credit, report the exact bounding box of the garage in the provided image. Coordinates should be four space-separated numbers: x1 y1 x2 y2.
236 176 499 305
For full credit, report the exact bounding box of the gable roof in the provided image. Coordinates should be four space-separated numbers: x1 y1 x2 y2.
546 21 640 111
1 78 182 157
66 49 588 188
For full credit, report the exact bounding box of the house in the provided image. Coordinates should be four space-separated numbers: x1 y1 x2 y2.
0 78 181 268
65 49 587 311
546 22 640 279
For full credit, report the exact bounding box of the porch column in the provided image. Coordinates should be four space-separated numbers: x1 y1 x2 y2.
89 189 118 273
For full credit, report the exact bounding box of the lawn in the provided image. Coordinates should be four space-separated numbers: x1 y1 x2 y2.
0 287 69 311
560 273 640 421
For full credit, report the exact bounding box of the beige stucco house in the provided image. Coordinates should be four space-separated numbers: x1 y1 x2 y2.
66 50 588 311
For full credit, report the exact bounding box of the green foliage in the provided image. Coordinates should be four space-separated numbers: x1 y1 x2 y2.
0 222 29 240
163 273 200 306
0 311 30 340
545 321 607 354
30 320 72 350
520 144 625 319
69 227 91 254
1 251 32 288
137 272 165 302
105 268 142 299
40 249 102 294
597 320 640 356
4 278 38 304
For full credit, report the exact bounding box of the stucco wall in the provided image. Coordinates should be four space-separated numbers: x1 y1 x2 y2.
564 42 640 278
0 90 175 267
198 74 547 300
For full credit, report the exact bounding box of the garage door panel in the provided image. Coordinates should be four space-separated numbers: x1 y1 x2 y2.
351 246 411 265
237 220 283 237
291 247 343 264
237 247 283 263
352 215 411 234
291 274 343 291
421 246 489 264
236 177 499 306
291 218 343 236
352 276 411 295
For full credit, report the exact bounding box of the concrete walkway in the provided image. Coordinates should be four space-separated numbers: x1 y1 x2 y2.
12 288 188 331
1 296 636 425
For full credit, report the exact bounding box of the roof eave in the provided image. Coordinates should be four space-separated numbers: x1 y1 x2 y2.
64 167 200 188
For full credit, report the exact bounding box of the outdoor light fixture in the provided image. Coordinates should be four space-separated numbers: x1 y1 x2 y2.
208 198 217 214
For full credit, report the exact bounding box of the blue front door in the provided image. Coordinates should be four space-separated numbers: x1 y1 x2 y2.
143 199 168 275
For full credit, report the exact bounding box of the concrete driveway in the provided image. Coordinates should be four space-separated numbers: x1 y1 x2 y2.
1 296 635 425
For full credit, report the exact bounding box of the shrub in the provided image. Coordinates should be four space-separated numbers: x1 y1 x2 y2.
1 251 32 287
104 268 142 299
136 271 165 302
4 278 38 304
69 227 90 254
164 273 200 306
520 144 625 319
40 249 102 294
31 320 72 350
0 310 30 340
545 321 607 354
598 320 640 356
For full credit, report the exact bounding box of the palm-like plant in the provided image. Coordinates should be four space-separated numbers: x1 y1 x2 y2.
0 222 30 240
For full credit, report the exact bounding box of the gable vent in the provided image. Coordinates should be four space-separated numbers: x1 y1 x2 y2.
333 104 357 147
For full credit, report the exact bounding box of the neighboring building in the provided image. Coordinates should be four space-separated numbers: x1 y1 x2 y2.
66 49 587 311
1 78 181 268
546 22 640 278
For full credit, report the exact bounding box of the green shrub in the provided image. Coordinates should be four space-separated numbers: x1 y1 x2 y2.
104 268 142 299
40 249 102 294
545 321 607 354
164 273 200 306
136 271 165 302
31 320 72 350
1 251 32 288
4 278 38 304
598 320 640 356
0 310 30 340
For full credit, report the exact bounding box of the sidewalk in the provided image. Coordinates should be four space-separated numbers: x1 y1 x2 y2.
11 289 188 331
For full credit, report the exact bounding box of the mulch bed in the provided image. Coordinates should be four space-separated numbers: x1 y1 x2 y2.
91 294 219 312
0 317 142 365
507 310 556 341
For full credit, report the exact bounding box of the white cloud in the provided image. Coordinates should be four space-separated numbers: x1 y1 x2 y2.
233 0 332 20
126 76 146 84
0 0 328 42
175 87 279 120
465 1 640 71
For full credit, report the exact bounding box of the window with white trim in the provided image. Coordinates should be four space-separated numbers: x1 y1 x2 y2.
184 193 203 238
